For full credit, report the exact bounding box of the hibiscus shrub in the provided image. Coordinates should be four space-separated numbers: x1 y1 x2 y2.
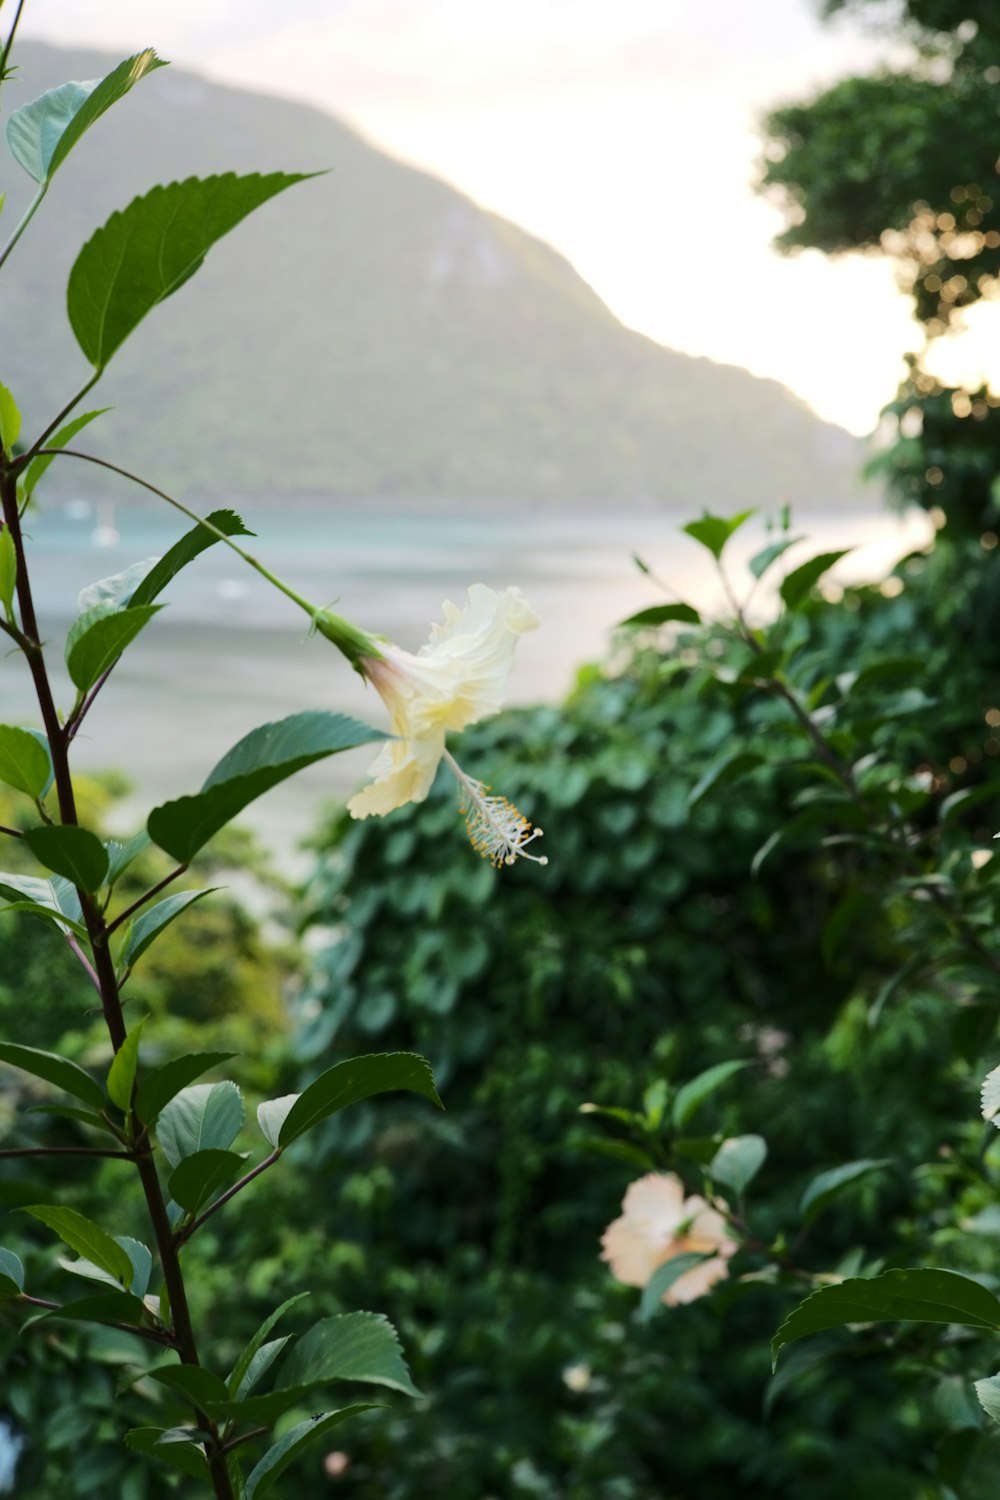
287 521 1000 1499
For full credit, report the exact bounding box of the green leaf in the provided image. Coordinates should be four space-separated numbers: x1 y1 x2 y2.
227 1291 311 1398
0 1247 24 1298
146 1364 229 1409
256 1095 299 1148
157 1081 244 1168
982 1064 1000 1126
60 1235 151 1298
682 510 756 559
671 1060 748 1131
121 889 216 972
130 509 254 608
37 1290 148 1330
77 559 159 615
0 380 20 450
688 751 763 809
0 1041 104 1110
19 409 109 504
65 602 162 692
6 52 166 183
800 1158 892 1226
229 1336 294 1402
21 824 108 891
68 171 314 370
975 1375 1000 1427
124 1427 210 1483
0 873 87 937
106 1017 147 1112
203 1383 306 1427
21 1206 134 1287
619 603 701 628
278 1052 442 1148
772 1269 1000 1369
134 1051 237 1127
779 550 851 610
245 1407 377 1500
0 725 52 798
278 1311 419 1398
105 830 151 887
639 1253 712 1321
24 1102 116 1136
710 1135 767 1195
168 1149 244 1215
748 535 804 579
147 711 385 864
0 526 16 618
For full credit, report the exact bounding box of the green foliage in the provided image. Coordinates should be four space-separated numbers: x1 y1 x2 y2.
759 1 1000 528
147 711 385 863
287 528 1000 1497
6 50 165 184
68 171 314 370
772 1270 1000 1369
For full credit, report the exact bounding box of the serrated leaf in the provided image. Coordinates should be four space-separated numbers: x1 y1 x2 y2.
0 1247 24 1298
157 1081 244 1168
6 51 166 183
130 509 254 608
772 1268 1000 1369
619 603 701 628
0 725 51 798
710 1135 767 1195
134 1051 237 1127
688 751 763 809
256 1095 299 1148
748 535 804 579
227 1291 311 1398
779 550 851 610
671 1060 748 1130
0 870 86 936
800 1159 892 1226
21 823 108 891
638 1253 711 1321
68 171 314 370
121 889 216 973
65 602 162 692
105 830 151 886
975 1374 1000 1427
124 1426 210 1482
106 1017 147 1112
0 1041 104 1110
168 1148 244 1214
0 527 16 617
278 1311 419 1398
279 1053 442 1148
682 510 756 560
19 409 110 504
0 381 20 450
21 1205 134 1287
147 711 385 864
982 1064 1000 1126
245 1407 376 1500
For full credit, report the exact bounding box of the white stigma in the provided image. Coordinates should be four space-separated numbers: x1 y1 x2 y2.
442 749 548 867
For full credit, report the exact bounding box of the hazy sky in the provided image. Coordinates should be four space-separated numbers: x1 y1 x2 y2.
16 0 989 434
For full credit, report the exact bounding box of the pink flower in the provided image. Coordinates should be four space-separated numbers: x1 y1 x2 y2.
600 1173 738 1306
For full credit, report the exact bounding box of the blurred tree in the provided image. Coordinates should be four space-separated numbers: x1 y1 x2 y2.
760 0 1000 533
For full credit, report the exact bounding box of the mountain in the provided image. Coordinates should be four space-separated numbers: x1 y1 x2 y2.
1 42 869 507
